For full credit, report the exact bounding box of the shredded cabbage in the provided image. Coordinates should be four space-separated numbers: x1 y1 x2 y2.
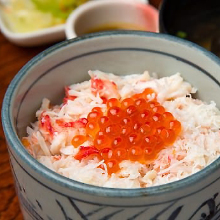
0 0 87 33
31 0 88 19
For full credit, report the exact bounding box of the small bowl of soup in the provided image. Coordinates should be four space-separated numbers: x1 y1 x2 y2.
159 0 220 57
65 0 159 39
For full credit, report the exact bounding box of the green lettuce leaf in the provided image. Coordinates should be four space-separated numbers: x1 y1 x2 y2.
31 0 88 19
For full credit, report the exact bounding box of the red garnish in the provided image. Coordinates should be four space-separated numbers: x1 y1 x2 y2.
40 113 54 135
101 96 107 104
63 86 77 104
53 155 61 161
74 118 88 128
56 118 88 128
56 119 65 126
74 146 99 160
56 119 74 127
91 78 104 95
63 122 75 127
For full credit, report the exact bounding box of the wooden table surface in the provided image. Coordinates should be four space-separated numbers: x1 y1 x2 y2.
0 2 161 219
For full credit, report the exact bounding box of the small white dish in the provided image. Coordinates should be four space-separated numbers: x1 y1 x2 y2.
0 13 65 47
65 0 159 39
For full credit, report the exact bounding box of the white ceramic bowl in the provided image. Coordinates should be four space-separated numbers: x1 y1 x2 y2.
65 0 159 39
0 25 65 47
0 11 65 47
2 31 220 219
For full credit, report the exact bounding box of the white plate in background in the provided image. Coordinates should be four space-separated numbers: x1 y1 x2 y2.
0 12 65 47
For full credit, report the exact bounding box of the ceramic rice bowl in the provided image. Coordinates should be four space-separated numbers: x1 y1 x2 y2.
2 31 220 220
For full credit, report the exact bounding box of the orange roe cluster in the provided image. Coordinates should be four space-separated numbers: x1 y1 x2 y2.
73 88 181 174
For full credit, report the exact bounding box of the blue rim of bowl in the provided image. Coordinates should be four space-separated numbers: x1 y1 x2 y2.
2 30 220 199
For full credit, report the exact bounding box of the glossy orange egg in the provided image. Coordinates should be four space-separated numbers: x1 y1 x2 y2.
73 88 181 175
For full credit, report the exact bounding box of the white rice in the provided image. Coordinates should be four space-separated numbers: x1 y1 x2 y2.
23 70 220 188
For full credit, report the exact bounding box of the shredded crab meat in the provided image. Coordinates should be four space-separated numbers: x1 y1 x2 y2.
23 70 220 188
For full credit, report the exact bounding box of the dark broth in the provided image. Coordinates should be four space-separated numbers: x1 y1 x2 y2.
167 1 220 57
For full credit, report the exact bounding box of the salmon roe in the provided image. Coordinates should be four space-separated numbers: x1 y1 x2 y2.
73 88 181 175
